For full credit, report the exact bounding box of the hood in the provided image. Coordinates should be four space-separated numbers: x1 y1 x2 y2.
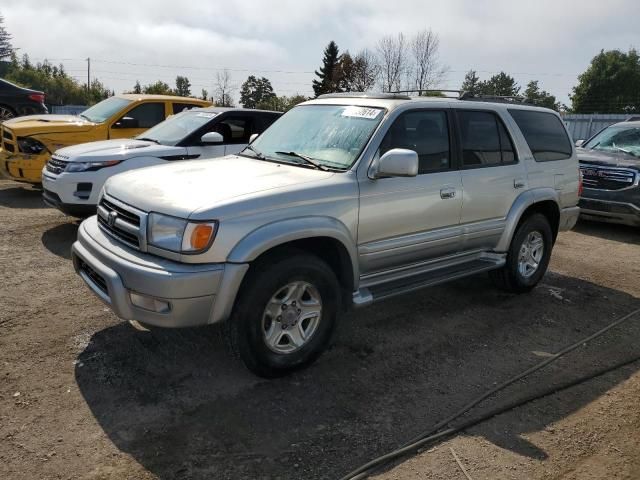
577 147 640 170
2 114 96 135
57 139 183 162
105 155 335 218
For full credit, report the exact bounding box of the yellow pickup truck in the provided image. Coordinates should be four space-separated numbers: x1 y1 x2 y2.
0 94 211 184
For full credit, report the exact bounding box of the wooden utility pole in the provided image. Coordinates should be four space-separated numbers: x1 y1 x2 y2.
86 57 90 95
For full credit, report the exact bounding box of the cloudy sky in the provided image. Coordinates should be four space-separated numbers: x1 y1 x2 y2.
2 0 639 104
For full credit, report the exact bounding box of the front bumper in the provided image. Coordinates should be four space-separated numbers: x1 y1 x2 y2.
558 206 580 231
41 169 99 218
579 198 640 227
71 217 249 328
0 149 49 184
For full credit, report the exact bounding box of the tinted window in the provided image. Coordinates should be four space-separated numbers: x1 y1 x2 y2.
209 117 250 144
380 110 450 173
458 111 501 167
125 102 165 128
172 103 197 114
509 109 572 161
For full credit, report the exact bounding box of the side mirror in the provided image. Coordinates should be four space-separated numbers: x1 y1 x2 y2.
575 139 585 147
201 131 224 144
372 148 419 178
249 133 259 143
113 116 139 129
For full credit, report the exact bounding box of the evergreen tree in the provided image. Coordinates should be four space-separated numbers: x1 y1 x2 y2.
478 72 520 96
461 70 481 95
0 14 13 61
524 80 559 110
312 41 342 97
132 80 142 94
239 75 276 108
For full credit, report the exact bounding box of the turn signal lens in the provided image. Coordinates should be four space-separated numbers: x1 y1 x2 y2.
181 222 218 253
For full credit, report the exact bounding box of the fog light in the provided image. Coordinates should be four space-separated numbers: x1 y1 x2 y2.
129 292 170 313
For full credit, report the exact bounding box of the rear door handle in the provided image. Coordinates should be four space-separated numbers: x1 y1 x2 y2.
440 187 456 199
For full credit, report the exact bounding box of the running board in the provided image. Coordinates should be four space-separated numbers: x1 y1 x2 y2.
352 254 506 307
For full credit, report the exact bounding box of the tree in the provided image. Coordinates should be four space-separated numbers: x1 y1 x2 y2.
174 76 191 97
214 70 235 107
132 80 142 94
461 70 481 96
524 80 559 110
143 80 173 95
350 49 379 92
478 72 520 96
377 33 406 92
409 29 447 92
312 41 342 96
0 14 14 61
201 88 209 101
571 48 640 113
257 94 308 112
239 75 275 108
84 78 112 104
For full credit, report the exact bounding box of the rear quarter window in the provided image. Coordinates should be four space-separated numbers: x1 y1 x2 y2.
508 109 572 161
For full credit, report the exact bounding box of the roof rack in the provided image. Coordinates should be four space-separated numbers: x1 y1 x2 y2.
317 92 411 100
391 89 464 98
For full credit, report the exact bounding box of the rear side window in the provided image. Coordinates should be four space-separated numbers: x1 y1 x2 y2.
458 110 516 167
125 102 165 128
508 109 572 161
172 103 198 114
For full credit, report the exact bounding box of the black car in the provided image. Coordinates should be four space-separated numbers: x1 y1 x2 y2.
0 78 48 121
577 120 640 227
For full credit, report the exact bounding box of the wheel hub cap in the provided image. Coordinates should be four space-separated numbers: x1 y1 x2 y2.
262 281 322 354
518 231 544 278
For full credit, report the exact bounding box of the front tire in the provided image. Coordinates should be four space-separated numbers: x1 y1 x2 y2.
0 105 16 121
490 213 553 293
226 251 340 378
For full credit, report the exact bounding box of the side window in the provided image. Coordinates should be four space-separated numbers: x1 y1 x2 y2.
458 111 501 167
123 103 165 128
172 103 196 114
379 110 450 174
508 109 572 161
210 117 251 144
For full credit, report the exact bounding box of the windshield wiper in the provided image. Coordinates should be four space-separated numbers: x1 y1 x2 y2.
243 144 266 159
275 151 329 171
137 137 161 144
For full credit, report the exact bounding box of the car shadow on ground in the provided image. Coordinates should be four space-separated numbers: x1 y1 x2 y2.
0 185 46 209
574 219 640 245
74 272 640 480
41 222 79 259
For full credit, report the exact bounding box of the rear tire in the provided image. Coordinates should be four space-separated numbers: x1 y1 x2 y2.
225 251 340 378
490 213 553 293
0 105 16 121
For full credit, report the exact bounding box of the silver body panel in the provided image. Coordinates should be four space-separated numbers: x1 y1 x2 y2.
72 96 580 327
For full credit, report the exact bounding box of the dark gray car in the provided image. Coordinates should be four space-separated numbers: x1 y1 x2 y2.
0 78 48 121
577 121 640 226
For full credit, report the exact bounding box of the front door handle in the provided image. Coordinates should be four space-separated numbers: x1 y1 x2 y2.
440 187 456 199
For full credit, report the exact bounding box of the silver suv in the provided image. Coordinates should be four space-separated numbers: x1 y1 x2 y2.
71 93 580 377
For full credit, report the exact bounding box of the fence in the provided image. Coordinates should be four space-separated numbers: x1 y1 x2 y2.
561 114 640 141
50 105 87 115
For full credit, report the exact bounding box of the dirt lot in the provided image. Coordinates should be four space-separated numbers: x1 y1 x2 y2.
1 178 639 480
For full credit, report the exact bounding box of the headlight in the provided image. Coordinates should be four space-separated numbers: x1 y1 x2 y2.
17 137 46 154
147 213 217 253
66 160 121 172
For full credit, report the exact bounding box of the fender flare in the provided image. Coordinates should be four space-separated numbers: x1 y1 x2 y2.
228 216 360 285
495 188 560 252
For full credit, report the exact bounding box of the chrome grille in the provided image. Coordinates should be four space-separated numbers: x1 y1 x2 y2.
97 196 143 250
45 156 69 175
580 164 638 191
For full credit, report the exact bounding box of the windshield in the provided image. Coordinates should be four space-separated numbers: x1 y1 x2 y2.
136 110 217 145
583 124 640 157
80 97 132 123
247 104 385 170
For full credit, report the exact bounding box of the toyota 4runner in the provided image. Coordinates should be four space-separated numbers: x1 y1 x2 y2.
71 93 580 377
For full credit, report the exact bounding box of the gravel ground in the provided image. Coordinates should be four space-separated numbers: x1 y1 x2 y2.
0 178 639 480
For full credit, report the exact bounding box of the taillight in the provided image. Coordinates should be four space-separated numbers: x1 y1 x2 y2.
578 169 584 196
28 93 45 104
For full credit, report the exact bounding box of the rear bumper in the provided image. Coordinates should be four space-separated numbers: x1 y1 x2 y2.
579 198 640 227
71 217 248 328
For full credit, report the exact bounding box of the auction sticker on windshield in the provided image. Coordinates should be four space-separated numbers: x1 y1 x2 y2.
341 106 382 120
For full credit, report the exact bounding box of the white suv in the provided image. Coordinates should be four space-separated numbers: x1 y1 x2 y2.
41 107 281 217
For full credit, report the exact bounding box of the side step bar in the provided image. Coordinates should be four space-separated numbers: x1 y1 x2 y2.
352 254 506 307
